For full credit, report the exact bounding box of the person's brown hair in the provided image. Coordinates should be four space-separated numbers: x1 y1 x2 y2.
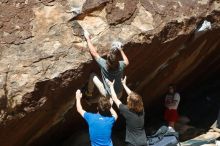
106 51 119 72
127 92 144 115
98 97 112 117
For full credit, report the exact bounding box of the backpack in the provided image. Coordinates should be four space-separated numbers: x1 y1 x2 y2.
147 126 180 146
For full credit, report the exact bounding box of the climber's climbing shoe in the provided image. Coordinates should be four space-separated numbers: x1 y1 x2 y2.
80 83 93 100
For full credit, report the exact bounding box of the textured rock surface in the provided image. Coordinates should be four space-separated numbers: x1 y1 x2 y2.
0 0 220 145
181 131 220 146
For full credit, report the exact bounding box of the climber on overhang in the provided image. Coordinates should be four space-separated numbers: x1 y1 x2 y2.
83 29 129 99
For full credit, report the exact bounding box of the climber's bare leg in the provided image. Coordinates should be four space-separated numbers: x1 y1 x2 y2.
88 73 107 97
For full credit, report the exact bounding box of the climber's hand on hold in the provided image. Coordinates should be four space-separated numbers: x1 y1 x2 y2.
116 42 123 51
111 41 129 66
76 89 82 100
83 29 100 60
111 41 123 52
83 29 90 40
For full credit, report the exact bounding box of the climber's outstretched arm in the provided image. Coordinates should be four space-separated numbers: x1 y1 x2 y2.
119 49 129 66
75 89 86 117
113 42 129 66
84 30 100 60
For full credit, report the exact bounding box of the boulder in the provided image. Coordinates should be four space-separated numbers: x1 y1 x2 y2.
0 0 220 145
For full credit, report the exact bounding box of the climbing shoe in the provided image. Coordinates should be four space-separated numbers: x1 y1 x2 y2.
81 83 93 100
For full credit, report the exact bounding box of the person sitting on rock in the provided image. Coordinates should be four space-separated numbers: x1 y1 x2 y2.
83 30 129 99
75 89 118 146
164 84 181 129
106 76 148 146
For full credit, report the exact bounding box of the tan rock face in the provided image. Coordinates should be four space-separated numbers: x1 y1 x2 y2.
0 0 220 145
82 0 109 12
106 0 139 25
0 0 34 45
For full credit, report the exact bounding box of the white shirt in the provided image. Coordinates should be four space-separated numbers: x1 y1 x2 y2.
165 93 180 110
